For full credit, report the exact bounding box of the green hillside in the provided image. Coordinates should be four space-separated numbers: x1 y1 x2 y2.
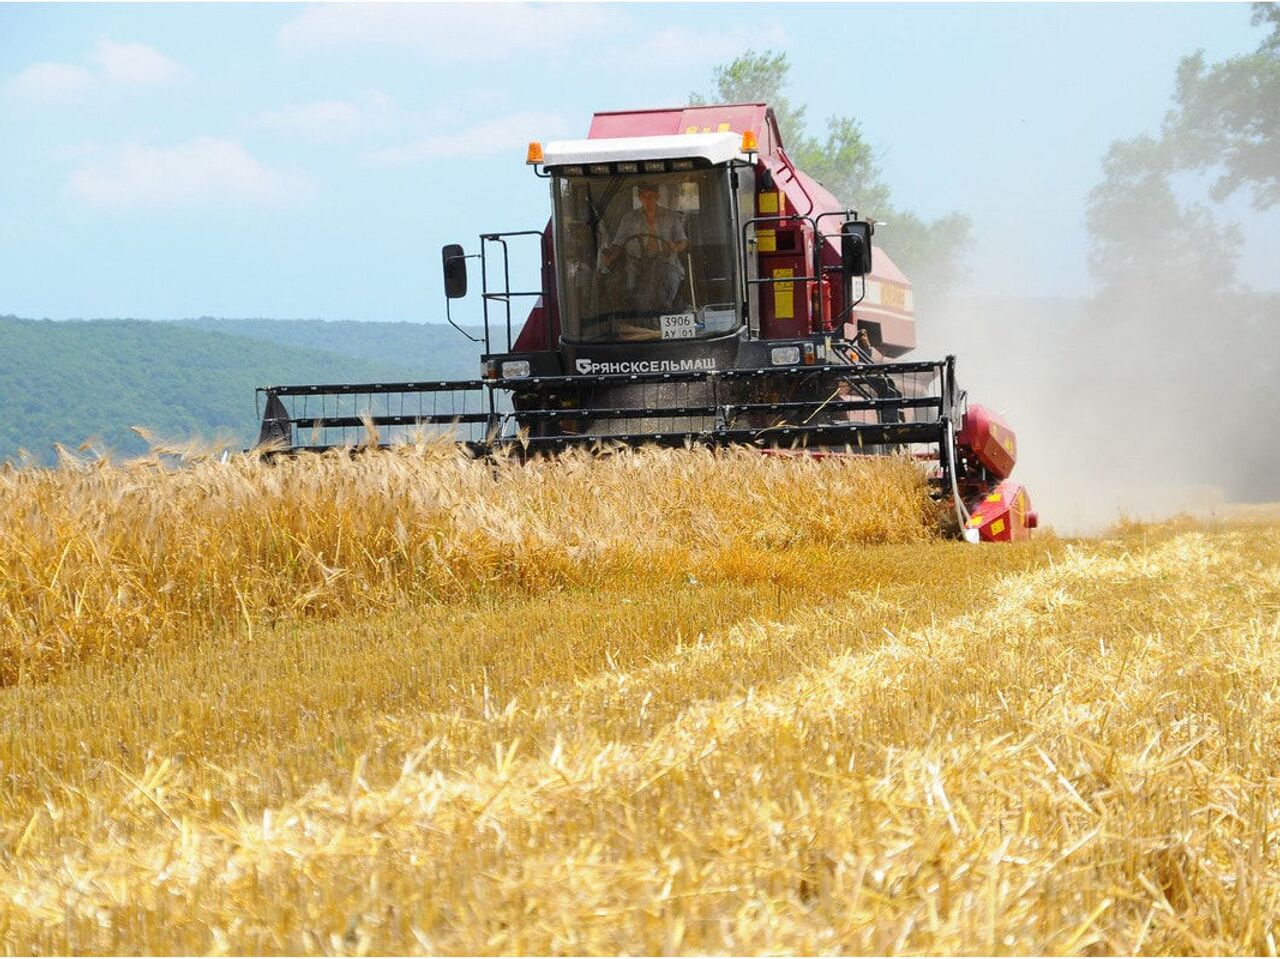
176 318 482 377
0 316 448 462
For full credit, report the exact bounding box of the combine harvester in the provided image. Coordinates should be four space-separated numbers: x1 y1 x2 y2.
255 103 1035 542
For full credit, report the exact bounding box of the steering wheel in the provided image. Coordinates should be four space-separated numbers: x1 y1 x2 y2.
619 232 671 260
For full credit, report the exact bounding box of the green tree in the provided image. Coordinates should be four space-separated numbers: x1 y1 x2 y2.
690 50 971 306
1081 6 1280 500
1256 0 1280 51
1085 134 1242 295
1160 2 1280 211
692 50 808 147
1086 4 1280 293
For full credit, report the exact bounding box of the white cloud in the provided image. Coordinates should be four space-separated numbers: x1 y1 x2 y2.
366 111 569 166
279 3 614 62
5 62 95 103
4 39 185 104
255 90 400 143
65 137 315 211
600 23 790 71
90 39 186 86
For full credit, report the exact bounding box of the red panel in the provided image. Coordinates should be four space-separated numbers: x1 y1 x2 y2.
758 252 809 338
794 167 914 355
512 302 546 352
762 145 914 353
965 480 1036 543
958 405 1017 479
512 220 560 352
588 103 775 151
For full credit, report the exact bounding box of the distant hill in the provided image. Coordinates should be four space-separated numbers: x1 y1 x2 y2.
0 316 480 462
176 318 482 377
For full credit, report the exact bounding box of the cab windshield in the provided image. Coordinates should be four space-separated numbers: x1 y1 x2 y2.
552 167 740 343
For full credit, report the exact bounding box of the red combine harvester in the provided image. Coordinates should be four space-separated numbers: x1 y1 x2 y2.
256 102 1036 542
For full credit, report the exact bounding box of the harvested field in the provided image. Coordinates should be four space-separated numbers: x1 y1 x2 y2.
1 447 1278 954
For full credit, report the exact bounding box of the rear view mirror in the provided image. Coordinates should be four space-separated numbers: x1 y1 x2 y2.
442 243 468 299
841 221 874 276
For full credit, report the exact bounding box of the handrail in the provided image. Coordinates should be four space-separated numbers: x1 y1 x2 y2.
478 230 547 354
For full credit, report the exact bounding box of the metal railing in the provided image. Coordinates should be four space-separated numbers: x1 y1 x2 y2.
479 230 547 354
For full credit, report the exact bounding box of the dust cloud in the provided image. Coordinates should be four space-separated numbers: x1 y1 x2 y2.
920 287 1280 535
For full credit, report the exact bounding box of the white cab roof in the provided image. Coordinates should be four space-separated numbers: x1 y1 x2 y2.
543 131 745 167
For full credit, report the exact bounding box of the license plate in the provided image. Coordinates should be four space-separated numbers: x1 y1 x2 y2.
659 313 698 339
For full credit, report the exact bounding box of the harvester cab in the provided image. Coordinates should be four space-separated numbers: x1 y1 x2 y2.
255 103 1037 542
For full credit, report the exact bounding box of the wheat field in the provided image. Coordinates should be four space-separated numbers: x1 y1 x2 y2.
1 444 1278 955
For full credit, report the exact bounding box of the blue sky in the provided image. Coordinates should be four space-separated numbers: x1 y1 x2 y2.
1 2 1274 322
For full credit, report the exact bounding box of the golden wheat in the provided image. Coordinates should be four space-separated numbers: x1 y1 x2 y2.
0 443 937 685
2 445 1277 955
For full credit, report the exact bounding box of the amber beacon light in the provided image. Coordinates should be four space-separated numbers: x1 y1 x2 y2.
526 141 544 165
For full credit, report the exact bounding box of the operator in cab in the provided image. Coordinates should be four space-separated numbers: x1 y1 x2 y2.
601 183 689 314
